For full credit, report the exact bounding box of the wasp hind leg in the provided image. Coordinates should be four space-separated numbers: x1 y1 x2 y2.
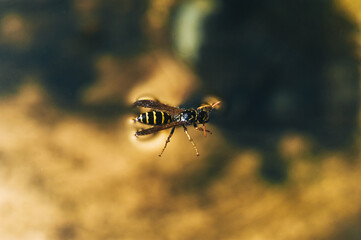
183 125 200 156
159 126 176 157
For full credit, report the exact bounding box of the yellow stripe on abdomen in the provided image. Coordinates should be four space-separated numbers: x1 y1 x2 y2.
153 111 157 124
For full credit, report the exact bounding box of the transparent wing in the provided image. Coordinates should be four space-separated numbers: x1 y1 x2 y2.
135 121 185 136
133 100 184 115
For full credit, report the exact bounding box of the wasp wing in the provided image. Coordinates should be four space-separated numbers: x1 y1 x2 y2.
133 100 184 115
135 121 185 136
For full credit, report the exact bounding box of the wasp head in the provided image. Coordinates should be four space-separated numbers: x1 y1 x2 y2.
196 101 221 124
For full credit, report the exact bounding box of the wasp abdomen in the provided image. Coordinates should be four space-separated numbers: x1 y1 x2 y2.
136 111 172 125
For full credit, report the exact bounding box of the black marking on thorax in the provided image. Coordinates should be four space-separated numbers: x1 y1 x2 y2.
175 110 197 124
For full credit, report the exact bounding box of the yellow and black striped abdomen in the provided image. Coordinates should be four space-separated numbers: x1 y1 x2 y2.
136 111 172 125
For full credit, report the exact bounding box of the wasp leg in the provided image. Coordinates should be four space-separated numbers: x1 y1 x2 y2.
195 126 212 136
159 126 176 157
182 125 200 156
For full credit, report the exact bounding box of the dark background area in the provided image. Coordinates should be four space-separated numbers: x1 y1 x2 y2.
198 0 359 146
196 0 360 181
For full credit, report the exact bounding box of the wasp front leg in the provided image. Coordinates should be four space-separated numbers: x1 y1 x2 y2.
195 125 212 136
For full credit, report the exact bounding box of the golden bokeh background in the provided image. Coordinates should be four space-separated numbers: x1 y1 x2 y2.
1 0 361 239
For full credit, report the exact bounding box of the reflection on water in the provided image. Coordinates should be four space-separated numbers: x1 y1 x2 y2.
0 1 361 240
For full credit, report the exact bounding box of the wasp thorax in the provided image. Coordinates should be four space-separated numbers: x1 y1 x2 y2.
177 110 197 123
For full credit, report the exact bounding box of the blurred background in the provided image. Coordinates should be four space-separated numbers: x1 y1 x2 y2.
1 0 361 239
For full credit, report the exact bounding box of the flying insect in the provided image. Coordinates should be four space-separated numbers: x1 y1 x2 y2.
133 99 221 156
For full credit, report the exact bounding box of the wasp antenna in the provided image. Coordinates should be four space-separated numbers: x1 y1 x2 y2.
211 101 221 109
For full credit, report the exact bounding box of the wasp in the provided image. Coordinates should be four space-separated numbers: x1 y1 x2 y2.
133 99 221 156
